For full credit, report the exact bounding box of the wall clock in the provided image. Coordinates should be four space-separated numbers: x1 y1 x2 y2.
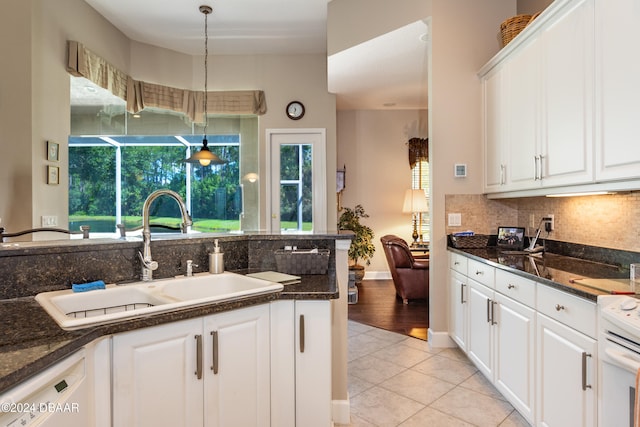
286 101 305 120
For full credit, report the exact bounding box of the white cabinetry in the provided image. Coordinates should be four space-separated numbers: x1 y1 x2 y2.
112 304 270 427
448 251 597 426
536 285 596 427
481 0 596 195
595 0 640 181
467 279 495 378
448 252 468 351
271 300 332 427
538 0 593 188
504 36 541 191
493 272 536 423
483 64 507 192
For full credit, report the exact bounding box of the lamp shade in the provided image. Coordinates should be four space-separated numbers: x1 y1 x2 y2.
402 189 428 213
185 138 226 166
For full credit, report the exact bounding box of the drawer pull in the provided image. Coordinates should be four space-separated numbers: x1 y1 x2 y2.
211 330 219 374
454 261 460 266
555 304 565 311
195 334 203 380
491 301 497 325
476 270 484 275
507 284 515 289
299 314 305 353
582 352 592 391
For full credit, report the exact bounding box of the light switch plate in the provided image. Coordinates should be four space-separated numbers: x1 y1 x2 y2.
448 213 462 227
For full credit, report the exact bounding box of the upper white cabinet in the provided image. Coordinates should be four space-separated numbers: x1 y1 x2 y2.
481 0 640 195
483 63 508 192
504 35 541 191
595 0 640 181
539 0 594 188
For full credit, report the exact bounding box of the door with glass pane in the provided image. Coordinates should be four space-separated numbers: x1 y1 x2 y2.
267 129 326 233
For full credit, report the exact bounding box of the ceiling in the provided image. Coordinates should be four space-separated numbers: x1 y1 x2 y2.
80 0 428 111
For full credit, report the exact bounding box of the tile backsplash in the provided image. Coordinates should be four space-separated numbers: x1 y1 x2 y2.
445 191 640 252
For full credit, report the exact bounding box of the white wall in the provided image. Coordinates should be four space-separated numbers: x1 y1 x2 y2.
428 0 516 344
337 109 428 274
332 0 516 347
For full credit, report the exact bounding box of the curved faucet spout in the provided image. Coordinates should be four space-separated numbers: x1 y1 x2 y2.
140 189 193 281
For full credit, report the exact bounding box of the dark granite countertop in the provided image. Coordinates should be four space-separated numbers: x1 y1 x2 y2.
0 272 338 394
449 246 631 301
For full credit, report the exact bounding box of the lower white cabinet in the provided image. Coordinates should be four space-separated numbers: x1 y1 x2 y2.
112 304 270 427
448 250 597 426
536 310 596 427
494 292 535 423
271 299 332 427
449 270 468 352
467 278 536 425
467 279 494 378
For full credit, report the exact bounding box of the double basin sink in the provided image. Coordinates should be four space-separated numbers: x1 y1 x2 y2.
35 272 284 330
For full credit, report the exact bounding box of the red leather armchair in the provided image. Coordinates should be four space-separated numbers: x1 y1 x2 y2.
380 235 429 304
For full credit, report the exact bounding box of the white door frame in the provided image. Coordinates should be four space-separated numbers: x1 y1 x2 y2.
265 128 327 233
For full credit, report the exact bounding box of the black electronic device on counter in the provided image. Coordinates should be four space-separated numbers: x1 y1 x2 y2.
496 226 525 251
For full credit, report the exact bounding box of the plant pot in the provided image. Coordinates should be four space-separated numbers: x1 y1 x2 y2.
350 265 365 285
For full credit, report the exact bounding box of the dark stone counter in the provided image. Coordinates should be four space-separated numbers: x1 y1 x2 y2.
449 246 633 301
0 272 338 394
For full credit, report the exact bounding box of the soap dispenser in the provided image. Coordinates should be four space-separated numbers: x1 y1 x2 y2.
209 239 224 274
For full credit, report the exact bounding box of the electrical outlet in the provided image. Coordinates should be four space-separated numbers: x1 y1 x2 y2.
545 214 554 232
41 215 58 227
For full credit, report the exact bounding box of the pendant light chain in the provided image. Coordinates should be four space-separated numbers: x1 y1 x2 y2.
202 5 210 139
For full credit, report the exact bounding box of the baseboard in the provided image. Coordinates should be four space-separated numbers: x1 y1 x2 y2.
428 328 457 349
362 270 391 280
332 398 350 425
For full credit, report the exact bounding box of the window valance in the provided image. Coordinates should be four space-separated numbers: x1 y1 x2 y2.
408 137 428 168
66 41 267 122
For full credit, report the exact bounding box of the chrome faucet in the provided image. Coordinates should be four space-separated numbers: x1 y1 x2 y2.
140 189 193 281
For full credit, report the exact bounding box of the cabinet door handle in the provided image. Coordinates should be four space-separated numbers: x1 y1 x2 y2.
534 156 539 180
211 330 219 374
299 314 305 353
582 352 592 391
500 164 506 185
460 283 466 304
195 334 203 380
486 299 492 323
539 155 545 180
491 301 498 325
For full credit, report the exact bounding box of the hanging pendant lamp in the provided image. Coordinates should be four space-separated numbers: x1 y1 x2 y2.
186 5 227 167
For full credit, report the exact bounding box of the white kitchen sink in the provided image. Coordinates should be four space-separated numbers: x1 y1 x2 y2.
35 272 283 330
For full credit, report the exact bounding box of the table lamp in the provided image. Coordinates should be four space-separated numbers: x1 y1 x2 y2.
402 189 428 246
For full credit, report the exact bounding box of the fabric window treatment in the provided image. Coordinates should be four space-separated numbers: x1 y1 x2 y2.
66 41 267 122
407 137 428 168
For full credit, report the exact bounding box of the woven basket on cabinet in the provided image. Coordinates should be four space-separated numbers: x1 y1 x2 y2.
500 13 540 47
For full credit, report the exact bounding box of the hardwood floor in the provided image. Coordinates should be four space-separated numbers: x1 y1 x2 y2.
347 279 428 341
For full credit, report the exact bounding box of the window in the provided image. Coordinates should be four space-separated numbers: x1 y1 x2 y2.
70 77 258 236
411 160 430 242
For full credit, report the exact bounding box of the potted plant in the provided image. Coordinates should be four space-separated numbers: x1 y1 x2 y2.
338 204 375 284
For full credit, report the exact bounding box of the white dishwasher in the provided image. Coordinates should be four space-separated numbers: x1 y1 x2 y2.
0 349 91 427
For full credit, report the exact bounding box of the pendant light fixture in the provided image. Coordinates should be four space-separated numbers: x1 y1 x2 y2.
186 5 226 167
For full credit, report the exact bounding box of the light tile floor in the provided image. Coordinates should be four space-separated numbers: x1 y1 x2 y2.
338 321 531 427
